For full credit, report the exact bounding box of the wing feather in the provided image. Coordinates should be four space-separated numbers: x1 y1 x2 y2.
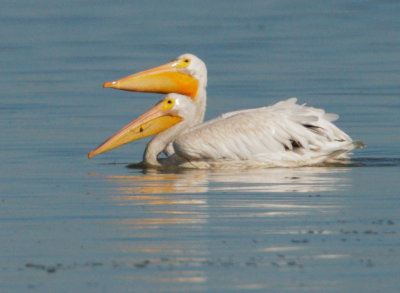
173 98 354 164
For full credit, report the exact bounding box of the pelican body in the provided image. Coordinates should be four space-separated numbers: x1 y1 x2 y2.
89 94 363 169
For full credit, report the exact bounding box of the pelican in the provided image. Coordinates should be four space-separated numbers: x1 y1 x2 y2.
103 54 207 127
88 93 363 169
103 53 207 155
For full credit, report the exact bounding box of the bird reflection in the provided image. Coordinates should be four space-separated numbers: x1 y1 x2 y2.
106 166 350 195
89 167 352 267
99 167 351 229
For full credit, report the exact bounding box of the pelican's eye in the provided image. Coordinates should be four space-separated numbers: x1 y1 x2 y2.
176 58 191 68
161 98 175 110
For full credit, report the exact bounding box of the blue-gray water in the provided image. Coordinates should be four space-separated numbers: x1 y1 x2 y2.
1 1 400 292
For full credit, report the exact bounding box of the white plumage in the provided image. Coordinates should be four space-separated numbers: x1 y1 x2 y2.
168 96 362 168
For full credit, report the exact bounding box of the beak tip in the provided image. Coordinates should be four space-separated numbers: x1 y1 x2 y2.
88 151 94 159
103 81 117 88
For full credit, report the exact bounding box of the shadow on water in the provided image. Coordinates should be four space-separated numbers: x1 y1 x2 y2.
349 157 400 167
124 156 400 170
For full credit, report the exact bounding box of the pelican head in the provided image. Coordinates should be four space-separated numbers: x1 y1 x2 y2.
103 54 207 99
88 93 196 162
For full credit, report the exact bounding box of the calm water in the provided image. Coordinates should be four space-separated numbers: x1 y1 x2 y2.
1 1 400 292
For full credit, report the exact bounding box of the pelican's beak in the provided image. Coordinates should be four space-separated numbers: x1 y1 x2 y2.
88 101 182 159
103 60 199 99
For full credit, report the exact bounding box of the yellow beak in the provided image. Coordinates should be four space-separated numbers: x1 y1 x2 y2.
88 101 182 159
103 60 199 99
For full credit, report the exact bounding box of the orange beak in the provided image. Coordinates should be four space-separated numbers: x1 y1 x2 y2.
88 100 182 159
103 60 199 99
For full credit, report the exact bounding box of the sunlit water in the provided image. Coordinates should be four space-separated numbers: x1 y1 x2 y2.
1 1 400 292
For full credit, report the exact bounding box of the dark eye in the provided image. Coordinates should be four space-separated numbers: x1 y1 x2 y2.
184 59 190 63
167 99 172 104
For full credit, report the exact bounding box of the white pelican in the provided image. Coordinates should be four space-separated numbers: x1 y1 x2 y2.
88 93 363 169
103 53 207 156
103 54 207 125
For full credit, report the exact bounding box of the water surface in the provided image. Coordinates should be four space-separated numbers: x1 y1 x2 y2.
1 1 400 292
